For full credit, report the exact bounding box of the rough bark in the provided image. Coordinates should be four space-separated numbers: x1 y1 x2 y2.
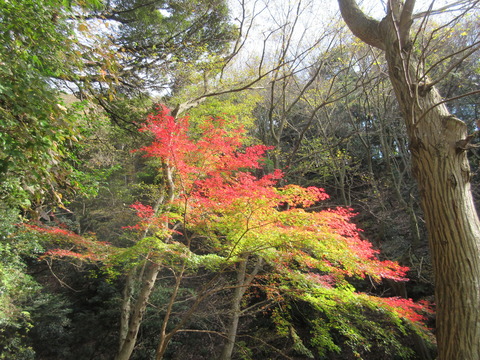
337 1 480 359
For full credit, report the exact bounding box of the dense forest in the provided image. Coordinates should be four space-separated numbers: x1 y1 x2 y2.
1 0 479 359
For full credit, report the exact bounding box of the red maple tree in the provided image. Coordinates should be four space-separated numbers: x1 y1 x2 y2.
31 106 432 359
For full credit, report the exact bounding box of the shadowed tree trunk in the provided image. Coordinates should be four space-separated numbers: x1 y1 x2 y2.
116 161 176 360
116 263 161 360
219 256 263 360
337 1 480 359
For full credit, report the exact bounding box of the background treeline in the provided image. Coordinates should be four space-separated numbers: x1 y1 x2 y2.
0 0 478 359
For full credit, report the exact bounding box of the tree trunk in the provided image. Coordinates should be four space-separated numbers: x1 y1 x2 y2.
155 262 187 360
219 260 248 360
219 256 263 360
155 331 173 360
115 263 161 360
116 161 176 360
337 1 480 358
378 109 423 248
402 87 480 359
118 268 136 354
382 18 480 360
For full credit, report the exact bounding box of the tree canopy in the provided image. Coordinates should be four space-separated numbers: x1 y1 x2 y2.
1 0 479 359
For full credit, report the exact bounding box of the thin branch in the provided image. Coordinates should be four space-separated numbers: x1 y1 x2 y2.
237 334 295 360
423 41 480 87
177 329 228 339
44 258 81 292
413 0 480 19
417 89 480 123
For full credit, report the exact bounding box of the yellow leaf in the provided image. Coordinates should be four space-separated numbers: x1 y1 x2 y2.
78 23 88 32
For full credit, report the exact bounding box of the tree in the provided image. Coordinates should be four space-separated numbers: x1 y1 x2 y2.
0 0 105 212
337 1 480 358
67 0 237 116
108 106 431 359
0 207 41 359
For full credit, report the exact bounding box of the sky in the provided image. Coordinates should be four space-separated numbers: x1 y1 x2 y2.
221 0 478 82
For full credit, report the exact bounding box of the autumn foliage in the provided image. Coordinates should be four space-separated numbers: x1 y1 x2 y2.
133 106 411 282
132 106 431 354
23 223 110 262
33 106 432 358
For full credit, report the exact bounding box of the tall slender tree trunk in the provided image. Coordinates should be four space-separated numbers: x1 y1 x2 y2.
219 260 248 360
118 268 136 354
219 256 263 360
116 161 176 360
378 111 422 248
155 263 187 360
338 1 480 358
116 263 161 360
